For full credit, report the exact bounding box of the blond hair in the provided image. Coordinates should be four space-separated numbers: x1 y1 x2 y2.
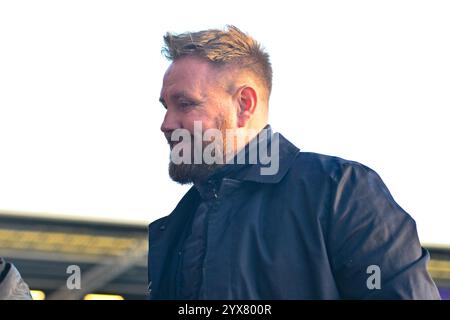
162 25 272 97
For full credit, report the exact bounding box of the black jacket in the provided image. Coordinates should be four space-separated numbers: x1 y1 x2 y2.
148 131 440 299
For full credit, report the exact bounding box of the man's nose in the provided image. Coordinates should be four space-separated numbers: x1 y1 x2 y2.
160 108 182 135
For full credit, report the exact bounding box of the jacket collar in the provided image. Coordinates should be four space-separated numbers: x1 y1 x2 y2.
193 126 300 199
225 127 300 184
202 125 300 185
233 132 300 183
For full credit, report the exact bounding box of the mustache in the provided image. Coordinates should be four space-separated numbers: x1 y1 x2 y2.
165 133 186 149
165 132 201 148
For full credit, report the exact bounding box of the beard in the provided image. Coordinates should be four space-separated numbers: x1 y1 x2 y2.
169 161 218 185
168 115 231 185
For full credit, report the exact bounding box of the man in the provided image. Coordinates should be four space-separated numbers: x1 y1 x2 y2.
148 25 440 299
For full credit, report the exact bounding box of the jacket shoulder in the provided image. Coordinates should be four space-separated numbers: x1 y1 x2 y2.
289 151 372 181
148 216 169 233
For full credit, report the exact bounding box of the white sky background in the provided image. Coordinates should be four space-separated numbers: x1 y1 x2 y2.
0 1 449 246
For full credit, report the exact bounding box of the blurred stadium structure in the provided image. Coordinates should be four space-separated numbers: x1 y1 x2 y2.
1 211 450 300
0 212 147 300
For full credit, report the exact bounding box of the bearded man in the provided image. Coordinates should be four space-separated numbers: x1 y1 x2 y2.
148 25 440 300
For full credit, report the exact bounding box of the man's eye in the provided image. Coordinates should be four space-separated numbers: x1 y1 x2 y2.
179 101 196 108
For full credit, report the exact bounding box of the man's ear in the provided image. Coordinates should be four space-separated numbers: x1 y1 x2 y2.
236 86 257 128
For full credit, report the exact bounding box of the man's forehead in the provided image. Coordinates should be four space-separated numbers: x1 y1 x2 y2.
160 57 227 99
163 56 213 81
160 80 203 101
162 59 204 89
